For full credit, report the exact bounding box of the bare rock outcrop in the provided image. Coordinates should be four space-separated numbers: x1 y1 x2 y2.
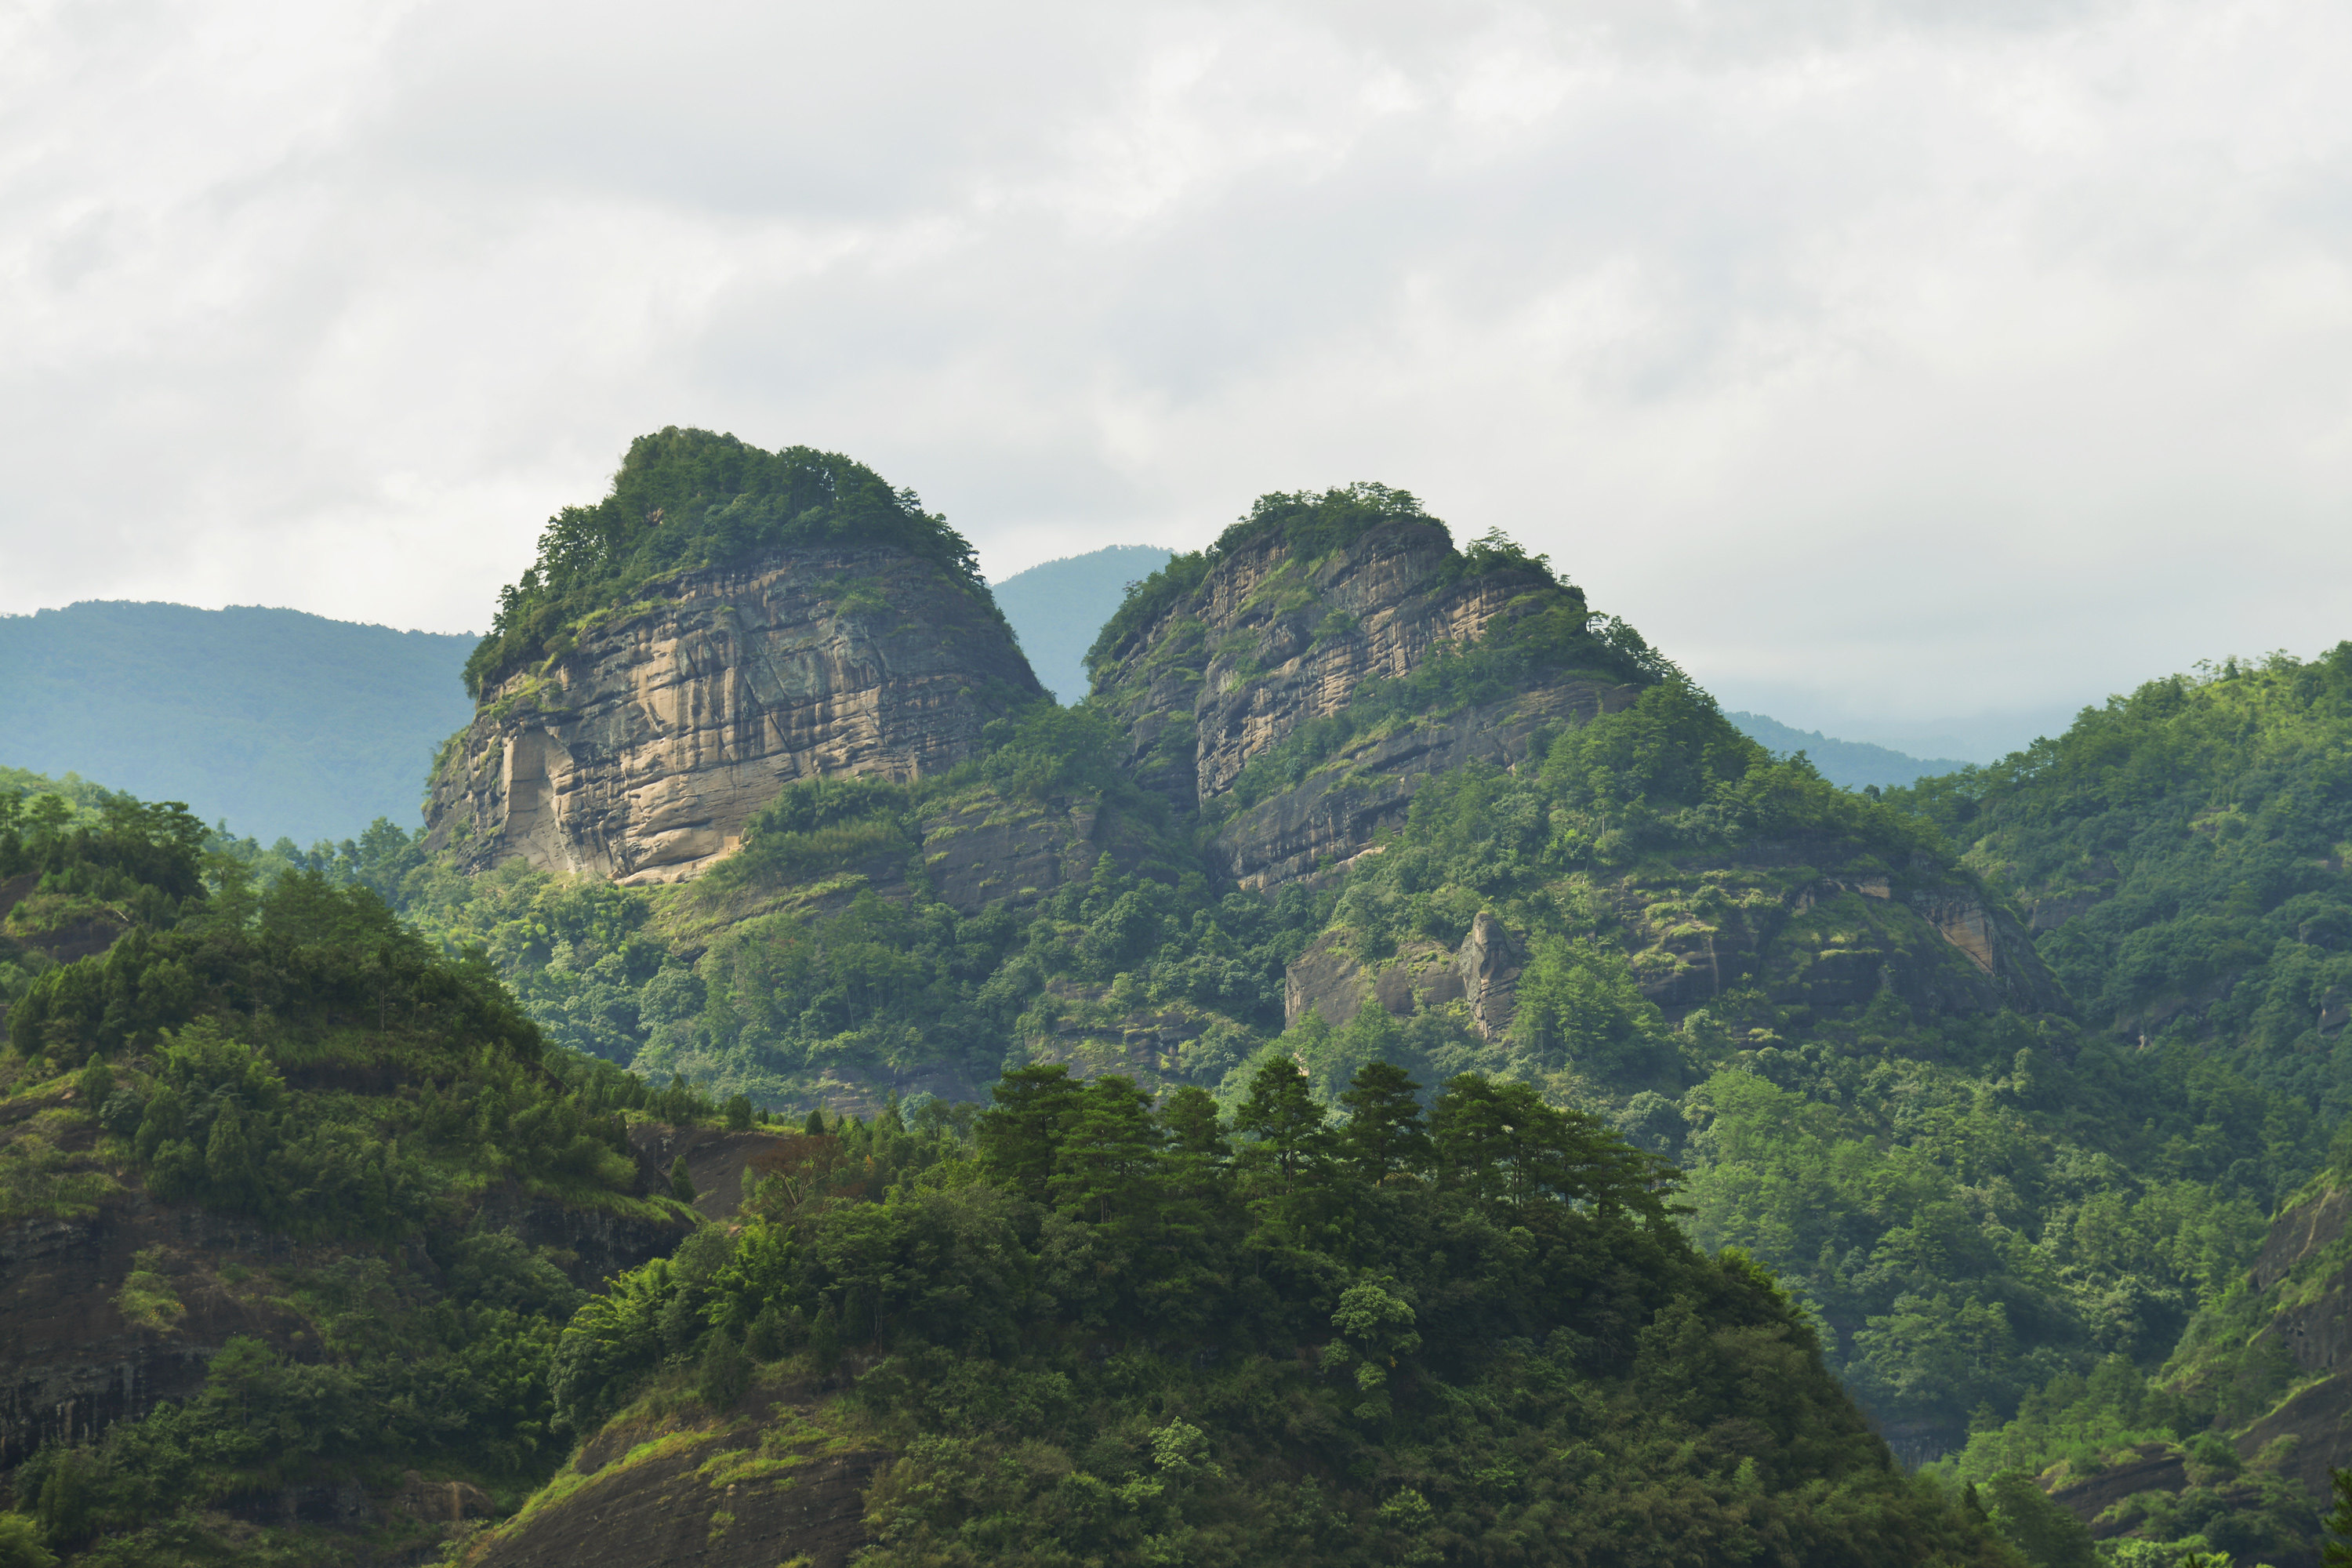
1283 912 1524 1040
1088 518 1636 890
424 546 1043 885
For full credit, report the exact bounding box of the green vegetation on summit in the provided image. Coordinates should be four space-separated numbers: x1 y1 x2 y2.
1086 482 1674 699
463 428 994 697
495 1058 2006 1568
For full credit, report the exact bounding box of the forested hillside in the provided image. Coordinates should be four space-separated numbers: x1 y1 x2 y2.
1889 650 2352 1563
0 767 2015 1566
329 479 2352 1561
0 769 717 1563
0 601 474 844
8 445 2352 1565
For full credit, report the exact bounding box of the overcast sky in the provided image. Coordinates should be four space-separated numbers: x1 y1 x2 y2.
5 0 2350 754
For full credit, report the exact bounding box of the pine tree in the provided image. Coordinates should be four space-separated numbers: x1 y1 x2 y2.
1233 1055 1330 1190
1048 1076 1163 1229
976 1064 1085 1204
1338 1061 1431 1181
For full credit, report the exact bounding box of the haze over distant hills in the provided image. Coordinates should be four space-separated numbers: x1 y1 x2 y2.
0 566 1980 851
0 601 475 844
990 543 1175 702
1725 711 1972 790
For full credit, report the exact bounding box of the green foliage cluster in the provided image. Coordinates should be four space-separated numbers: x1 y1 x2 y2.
1895 647 2352 1113
1232 680 2315 1461
14 1232 584 1562
464 428 993 696
1314 682 1942 934
543 1058 2008 1567
0 784 768 1560
1941 1356 2317 1566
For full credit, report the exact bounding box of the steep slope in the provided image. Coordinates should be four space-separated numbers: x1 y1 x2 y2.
466 1064 2014 1568
1907 650 2352 1563
0 779 779 1565
0 601 474 844
1087 485 1661 888
422 430 1044 885
1896 648 2352 1100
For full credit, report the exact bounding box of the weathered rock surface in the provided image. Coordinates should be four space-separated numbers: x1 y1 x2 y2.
1284 913 1521 1038
2040 1181 2352 1542
468 1389 884 1568
424 546 1042 885
1087 519 1635 889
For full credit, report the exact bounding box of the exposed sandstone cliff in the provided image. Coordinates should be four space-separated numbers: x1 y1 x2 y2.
424 547 1042 886
1087 518 1636 889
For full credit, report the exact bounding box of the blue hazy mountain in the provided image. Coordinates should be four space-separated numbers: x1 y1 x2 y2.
992 544 1177 703
1726 710 1970 790
0 601 475 844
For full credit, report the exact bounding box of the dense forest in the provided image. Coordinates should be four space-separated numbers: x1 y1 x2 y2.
6 444 2352 1565
0 771 2018 1566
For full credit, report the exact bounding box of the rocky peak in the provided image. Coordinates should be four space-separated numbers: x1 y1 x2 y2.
423 544 1042 885
1087 501 1650 889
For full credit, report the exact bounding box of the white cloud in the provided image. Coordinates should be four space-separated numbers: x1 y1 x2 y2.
3 0 2350 750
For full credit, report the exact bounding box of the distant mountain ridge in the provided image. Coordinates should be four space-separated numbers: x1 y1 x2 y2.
1726 710 1969 789
0 601 475 844
991 544 1175 702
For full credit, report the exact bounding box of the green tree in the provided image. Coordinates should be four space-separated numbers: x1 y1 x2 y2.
1233 1054 1332 1190
1338 1061 1431 1181
976 1064 1085 1203
1049 1076 1164 1232
1980 1471 2096 1568
2325 1466 2352 1566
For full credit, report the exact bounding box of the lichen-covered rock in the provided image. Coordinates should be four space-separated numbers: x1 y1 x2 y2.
423 546 1043 885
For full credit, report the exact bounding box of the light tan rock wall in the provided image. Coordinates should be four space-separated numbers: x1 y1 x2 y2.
423 547 1041 884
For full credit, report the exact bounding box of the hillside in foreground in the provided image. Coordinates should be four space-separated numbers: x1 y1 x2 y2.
7 430 2352 1564
0 767 2016 1566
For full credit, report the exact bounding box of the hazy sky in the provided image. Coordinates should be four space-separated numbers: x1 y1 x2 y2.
5 0 2350 753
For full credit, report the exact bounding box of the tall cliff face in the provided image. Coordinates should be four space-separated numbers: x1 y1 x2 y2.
1087 518 1639 889
423 546 1043 885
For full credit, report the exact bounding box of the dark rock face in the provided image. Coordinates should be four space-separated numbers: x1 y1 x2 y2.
1087 519 1635 891
2047 1443 2190 1536
423 546 1043 886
